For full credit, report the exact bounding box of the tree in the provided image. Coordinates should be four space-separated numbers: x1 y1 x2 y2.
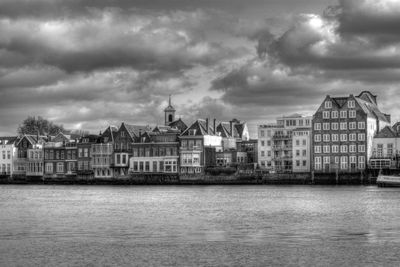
17 116 65 136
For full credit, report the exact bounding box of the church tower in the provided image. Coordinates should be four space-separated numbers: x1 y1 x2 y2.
164 95 176 126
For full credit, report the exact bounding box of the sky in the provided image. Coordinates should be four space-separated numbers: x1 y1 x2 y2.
1 0 400 138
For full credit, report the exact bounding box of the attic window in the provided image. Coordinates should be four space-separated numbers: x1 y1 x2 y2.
325 101 332 109
189 129 197 136
348 100 355 108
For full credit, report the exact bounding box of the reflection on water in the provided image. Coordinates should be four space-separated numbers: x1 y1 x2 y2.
1 185 400 266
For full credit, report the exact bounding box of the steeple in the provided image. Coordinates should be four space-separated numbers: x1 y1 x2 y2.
164 95 176 125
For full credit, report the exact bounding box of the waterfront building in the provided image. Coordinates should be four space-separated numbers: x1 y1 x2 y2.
92 126 117 179
311 91 390 173
258 114 311 173
369 124 400 169
77 135 99 179
179 118 223 174
130 127 180 174
13 135 46 179
26 146 44 177
43 135 77 179
0 137 18 178
112 123 151 177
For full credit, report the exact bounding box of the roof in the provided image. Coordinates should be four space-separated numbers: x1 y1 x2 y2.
181 119 216 136
124 123 152 139
0 136 18 145
375 126 398 138
168 118 187 132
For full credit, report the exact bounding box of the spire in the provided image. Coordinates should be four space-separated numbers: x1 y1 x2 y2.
169 94 172 107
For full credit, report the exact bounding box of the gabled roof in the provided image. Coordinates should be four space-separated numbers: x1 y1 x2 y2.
181 119 215 136
217 120 247 139
123 123 152 139
168 118 187 132
101 125 118 143
16 134 47 146
375 126 398 138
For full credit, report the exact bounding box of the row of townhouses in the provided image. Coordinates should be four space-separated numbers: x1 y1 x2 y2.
258 91 397 173
0 97 257 180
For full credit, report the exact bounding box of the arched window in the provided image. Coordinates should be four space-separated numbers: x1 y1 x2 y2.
168 114 173 122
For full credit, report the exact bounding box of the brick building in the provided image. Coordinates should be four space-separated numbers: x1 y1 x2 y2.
311 91 390 173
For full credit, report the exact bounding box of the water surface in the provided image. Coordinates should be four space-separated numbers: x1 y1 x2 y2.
1 185 400 266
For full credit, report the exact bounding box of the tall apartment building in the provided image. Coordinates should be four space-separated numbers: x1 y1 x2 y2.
258 114 311 173
311 91 390 173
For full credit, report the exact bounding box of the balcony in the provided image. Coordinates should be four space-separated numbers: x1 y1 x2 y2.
272 145 292 151
272 134 292 140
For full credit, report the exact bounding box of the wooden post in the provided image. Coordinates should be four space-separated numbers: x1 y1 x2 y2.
336 169 339 185
311 171 314 184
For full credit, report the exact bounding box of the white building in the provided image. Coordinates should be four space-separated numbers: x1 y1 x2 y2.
369 123 400 169
0 137 18 177
258 114 311 173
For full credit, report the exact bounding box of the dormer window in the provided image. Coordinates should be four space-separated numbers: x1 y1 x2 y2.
348 100 355 108
189 129 197 136
325 101 332 109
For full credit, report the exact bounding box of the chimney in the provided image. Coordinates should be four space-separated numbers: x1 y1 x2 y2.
213 118 216 134
230 120 234 137
206 118 209 134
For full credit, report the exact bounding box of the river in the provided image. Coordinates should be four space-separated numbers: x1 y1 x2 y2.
1 185 400 266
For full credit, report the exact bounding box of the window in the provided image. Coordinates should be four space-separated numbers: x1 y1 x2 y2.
340 156 348 170
302 150 307 156
340 145 348 153
323 156 330 165
314 146 321 154
358 156 365 169
349 133 356 141
349 145 356 153
323 134 330 142
296 160 300 167
332 145 339 153
261 141 265 146
323 123 330 130
121 131 125 137
314 134 321 142
296 150 300 156
261 151 265 157
388 144 394 157
358 122 365 129
325 101 332 109
358 133 365 141
358 145 365 153
57 162 64 173
84 148 88 157
302 140 306 146
78 148 83 157
349 122 356 130
45 163 53 173
7 151 10 159
348 100 355 108
349 110 356 118
267 151 271 157
296 140 300 146
340 134 347 142
260 130 265 137
332 111 338 118
323 111 330 119
315 157 322 170
331 123 339 130
303 160 307 166
340 122 347 130
323 145 330 153
377 144 383 157
267 140 271 146
314 123 321 130
332 134 339 142
340 110 347 118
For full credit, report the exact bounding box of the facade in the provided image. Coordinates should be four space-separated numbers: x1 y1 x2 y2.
77 135 99 178
292 128 311 172
130 128 180 174
369 125 400 169
113 123 151 177
13 135 46 178
179 119 222 174
26 146 44 177
0 137 18 178
311 91 390 173
258 114 311 173
43 138 77 179
92 126 117 179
